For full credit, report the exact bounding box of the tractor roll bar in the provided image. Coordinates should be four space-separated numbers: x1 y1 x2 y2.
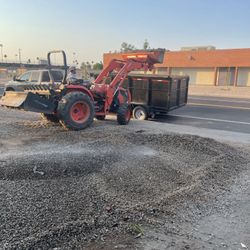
47 50 68 84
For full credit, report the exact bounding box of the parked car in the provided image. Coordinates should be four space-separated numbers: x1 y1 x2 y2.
4 69 64 91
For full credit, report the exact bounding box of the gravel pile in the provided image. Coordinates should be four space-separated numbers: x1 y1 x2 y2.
0 108 249 249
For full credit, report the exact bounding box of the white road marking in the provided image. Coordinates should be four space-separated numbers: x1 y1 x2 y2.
189 97 250 104
188 102 250 110
168 114 250 126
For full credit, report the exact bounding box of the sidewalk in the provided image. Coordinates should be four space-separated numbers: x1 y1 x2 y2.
189 85 250 99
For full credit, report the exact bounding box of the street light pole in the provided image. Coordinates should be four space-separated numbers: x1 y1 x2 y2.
0 44 3 62
73 52 76 64
18 48 22 64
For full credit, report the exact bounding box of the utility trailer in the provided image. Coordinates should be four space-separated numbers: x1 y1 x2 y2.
107 74 189 120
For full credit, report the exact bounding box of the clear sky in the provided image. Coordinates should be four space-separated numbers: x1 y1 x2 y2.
1 0 250 65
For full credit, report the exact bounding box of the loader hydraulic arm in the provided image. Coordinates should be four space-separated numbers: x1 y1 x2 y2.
103 59 154 107
92 49 165 111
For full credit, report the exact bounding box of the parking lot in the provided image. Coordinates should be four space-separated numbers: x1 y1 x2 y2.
0 97 249 249
0 83 249 249
2 1 250 249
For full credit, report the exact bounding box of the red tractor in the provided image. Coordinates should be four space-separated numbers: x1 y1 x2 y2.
1 49 165 130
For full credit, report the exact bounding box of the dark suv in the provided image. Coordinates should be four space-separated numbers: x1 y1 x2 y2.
4 69 64 91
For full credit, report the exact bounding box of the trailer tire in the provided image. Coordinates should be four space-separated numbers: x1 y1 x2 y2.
57 91 94 130
132 106 148 120
117 104 131 125
41 113 59 123
95 115 105 120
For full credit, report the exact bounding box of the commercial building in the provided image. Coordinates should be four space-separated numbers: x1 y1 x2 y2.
103 47 250 87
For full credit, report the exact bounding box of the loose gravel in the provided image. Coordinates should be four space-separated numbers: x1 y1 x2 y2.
0 107 249 249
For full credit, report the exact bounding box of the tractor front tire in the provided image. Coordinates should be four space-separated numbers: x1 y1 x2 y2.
57 91 94 130
117 104 131 125
41 113 59 123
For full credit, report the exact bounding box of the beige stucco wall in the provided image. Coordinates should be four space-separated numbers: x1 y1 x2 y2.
189 85 250 98
156 67 168 75
171 68 214 85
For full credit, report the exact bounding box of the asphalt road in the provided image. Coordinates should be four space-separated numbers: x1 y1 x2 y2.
160 95 250 134
0 86 249 135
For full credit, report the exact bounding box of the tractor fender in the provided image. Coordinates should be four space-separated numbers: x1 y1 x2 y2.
65 85 94 101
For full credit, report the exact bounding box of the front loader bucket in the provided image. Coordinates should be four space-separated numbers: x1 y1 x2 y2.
22 92 56 113
0 91 56 114
0 91 28 108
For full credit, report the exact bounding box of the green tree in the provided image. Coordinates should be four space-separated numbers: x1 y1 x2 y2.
143 39 149 50
120 42 136 52
93 62 103 70
81 62 89 79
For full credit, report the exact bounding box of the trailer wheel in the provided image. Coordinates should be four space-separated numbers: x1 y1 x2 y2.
41 113 59 123
133 106 148 120
57 91 94 130
95 115 105 120
117 104 131 125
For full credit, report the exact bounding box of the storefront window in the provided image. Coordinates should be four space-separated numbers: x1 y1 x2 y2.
217 67 235 86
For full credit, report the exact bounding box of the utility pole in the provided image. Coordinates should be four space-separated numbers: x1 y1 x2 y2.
0 44 3 62
73 52 76 64
18 48 22 64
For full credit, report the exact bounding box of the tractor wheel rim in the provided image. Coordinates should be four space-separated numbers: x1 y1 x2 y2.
70 101 90 123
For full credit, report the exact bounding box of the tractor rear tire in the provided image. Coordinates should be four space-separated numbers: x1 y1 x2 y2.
95 115 105 120
41 113 59 123
117 104 131 125
57 91 94 130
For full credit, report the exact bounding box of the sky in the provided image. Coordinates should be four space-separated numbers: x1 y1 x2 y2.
0 0 250 65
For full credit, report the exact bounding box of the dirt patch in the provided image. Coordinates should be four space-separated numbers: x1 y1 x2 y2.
0 107 249 249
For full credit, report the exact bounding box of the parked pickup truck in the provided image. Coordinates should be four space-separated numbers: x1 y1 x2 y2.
4 69 64 91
